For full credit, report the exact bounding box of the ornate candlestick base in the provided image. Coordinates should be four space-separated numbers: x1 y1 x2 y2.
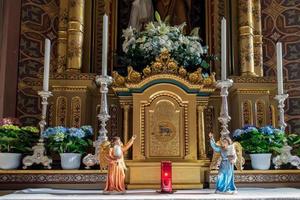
273 143 300 170
23 91 52 169
83 75 113 169
273 93 300 169
216 79 233 138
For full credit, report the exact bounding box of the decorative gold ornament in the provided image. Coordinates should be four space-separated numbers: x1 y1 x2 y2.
112 71 126 87
112 50 216 87
127 66 142 83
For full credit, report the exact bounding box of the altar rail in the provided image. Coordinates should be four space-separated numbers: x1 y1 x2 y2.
208 170 300 188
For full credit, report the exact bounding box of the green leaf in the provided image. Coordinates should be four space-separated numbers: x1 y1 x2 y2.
155 11 161 22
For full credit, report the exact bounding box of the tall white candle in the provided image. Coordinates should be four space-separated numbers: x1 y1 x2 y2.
102 14 108 76
221 17 226 81
276 42 284 95
43 38 51 91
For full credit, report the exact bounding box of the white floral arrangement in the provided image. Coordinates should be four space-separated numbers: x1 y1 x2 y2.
122 12 212 70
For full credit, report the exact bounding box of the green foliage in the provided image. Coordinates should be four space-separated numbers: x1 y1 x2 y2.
0 125 39 153
233 126 286 154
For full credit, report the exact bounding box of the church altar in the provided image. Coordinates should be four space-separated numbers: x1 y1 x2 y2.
1 0 300 197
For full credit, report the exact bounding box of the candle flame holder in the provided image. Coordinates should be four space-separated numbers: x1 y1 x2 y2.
23 91 53 169
83 75 113 169
216 79 233 138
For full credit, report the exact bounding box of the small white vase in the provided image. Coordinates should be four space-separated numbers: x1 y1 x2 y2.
250 153 272 170
0 153 22 169
60 153 82 170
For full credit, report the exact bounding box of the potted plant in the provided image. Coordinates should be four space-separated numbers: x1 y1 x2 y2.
0 125 39 169
233 125 285 170
43 125 93 169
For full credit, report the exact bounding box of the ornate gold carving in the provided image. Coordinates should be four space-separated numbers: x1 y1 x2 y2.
142 92 187 159
255 100 266 127
231 76 276 83
252 0 263 76
112 50 216 88
56 96 68 126
242 100 253 126
71 96 81 127
57 0 69 73
112 71 126 87
234 89 270 95
127 66 142 83
52 86 88 92
238 0 256 77
188 68 203 84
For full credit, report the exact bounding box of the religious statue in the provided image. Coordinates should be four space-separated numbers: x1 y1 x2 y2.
128 0 192 32
154 0 192 32
99 135 137 194
128 0 154 31
209 132 237 194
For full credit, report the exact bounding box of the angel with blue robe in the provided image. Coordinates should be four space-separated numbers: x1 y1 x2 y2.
209 132 237 194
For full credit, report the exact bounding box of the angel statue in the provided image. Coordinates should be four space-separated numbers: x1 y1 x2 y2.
99 135 137 194
209 132 239 194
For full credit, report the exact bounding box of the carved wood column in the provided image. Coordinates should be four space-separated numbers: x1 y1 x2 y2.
122 104 130 158
252 0 263 76
197 104 207 159
66 0 84 72
238 0 256 76
57 0 69 73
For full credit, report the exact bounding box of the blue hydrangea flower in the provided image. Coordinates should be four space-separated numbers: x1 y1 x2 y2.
260 126 274 135
54 126 67 134
80 125 93 136
233 129 244 138
42 127 56 138
245 126 258 133
69 127 85 138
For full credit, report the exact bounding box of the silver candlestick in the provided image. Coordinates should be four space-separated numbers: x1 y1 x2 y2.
83 75 113 169
216 79 233 138
23 91 53 169
273 93 300 169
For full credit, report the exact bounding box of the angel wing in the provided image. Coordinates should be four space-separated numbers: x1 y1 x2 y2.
98 140 111 171
233 141 245 171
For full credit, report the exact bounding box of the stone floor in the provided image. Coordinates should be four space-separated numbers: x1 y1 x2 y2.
1 188 300 200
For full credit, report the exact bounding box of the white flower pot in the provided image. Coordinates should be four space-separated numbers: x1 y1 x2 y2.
60 153 82 170
250 153 272 170
0 153 22 169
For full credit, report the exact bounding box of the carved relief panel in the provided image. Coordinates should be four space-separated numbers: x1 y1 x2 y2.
132 83 198 161
146 97 184 159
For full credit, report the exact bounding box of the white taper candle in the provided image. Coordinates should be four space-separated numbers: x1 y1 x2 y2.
221 17 227 81
43 38 51 91
276 42 284 95
102 14 108 76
